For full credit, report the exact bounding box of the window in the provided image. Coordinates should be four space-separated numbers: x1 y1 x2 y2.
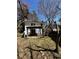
31 23 35 26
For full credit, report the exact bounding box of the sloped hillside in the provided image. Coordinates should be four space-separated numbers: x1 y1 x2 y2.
17 33 61 59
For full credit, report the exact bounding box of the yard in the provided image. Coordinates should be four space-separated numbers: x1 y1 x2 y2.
17 33 61 59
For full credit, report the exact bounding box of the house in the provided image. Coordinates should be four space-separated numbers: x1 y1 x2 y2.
24 13 43 37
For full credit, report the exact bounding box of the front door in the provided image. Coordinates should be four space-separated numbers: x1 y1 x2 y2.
29 28 37 36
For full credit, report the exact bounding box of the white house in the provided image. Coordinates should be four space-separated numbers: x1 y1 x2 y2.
24 13 43 37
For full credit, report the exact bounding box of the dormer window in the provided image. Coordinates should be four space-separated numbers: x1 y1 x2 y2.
31 23 35 26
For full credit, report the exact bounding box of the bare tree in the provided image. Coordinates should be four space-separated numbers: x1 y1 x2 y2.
17 0 29 33
38 0 61 24
38 0 61 53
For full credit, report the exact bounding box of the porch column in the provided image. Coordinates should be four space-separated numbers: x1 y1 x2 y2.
27 28 28 37
24 25 27 37
41 28 42 35
40 28 42 35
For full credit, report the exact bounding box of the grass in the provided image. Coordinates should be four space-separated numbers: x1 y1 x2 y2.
17 32 56 50
28 36 56 50
17 33 60 59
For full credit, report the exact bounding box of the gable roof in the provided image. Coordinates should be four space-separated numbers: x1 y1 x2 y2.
25 13 42 24
27 13 37 21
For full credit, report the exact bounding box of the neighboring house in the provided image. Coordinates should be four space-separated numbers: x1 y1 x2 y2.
24 13 43 37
